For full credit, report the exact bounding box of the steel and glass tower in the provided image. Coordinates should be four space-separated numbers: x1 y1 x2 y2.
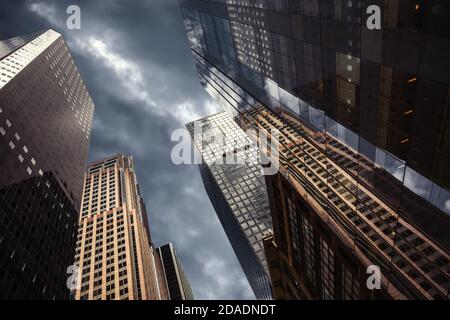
187 112 273 299
180 1 450 299
157 243 195 300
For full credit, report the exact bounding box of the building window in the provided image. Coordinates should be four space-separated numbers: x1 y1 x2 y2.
320 239 335 300
302 216 316 286
342 264 360 300
287 198 301 265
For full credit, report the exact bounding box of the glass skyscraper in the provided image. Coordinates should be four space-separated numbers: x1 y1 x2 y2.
157 243 195 300
180 1 450 299
186 112 273 299
0 29 94 299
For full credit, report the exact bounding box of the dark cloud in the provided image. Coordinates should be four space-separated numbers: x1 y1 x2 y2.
0 0 254 299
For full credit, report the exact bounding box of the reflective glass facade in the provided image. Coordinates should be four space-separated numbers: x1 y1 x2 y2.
0 29 94 299
180 0 450 299
157 243 194 300
187 112 273 300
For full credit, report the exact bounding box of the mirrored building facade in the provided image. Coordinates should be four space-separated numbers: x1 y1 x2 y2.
186 112 273 299
157 243 194 300
180 0 450 299
0 29 95 299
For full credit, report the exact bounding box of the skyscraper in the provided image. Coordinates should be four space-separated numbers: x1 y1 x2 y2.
0 29 94 299
186 112 273 300
157 243 194 300
74 155 171 300
180 1 450 299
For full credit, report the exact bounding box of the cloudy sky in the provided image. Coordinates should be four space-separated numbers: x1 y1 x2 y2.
0 0 254 299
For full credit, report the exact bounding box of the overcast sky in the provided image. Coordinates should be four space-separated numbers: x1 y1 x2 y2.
0 0 254 300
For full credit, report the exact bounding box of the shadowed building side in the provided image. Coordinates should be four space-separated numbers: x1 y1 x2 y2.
0 29 94 299
157 243 194 300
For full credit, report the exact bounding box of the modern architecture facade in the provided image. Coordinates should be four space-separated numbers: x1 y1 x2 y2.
74 155 170 300
157 243 194 300
186 112 273 300
0 29 94 299
180 1 450 299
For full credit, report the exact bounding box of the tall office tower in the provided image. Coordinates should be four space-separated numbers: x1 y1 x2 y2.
186 112 273 300
157 243 194 300
180 1 450 299
0 29 94 299
74 155 170 300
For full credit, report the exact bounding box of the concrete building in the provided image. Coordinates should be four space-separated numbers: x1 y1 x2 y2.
75 155 169 300
0 29 94 299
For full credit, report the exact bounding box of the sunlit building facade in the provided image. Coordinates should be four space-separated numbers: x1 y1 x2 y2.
0 29 94 299
186 112 273 299
74 155 170 300
180 1 450 299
